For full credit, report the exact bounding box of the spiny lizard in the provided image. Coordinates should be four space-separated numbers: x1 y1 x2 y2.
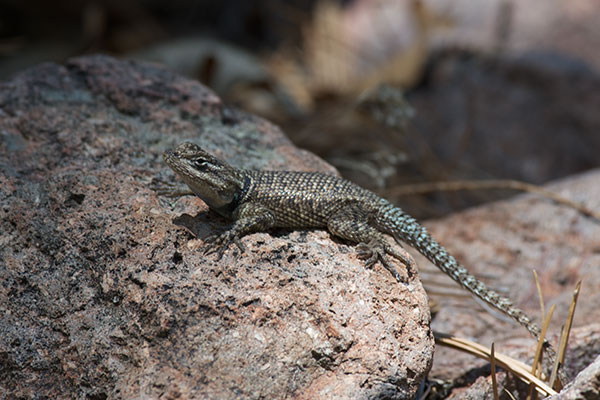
163 141 564 383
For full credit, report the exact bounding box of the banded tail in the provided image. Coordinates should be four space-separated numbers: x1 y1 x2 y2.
375 202 563 380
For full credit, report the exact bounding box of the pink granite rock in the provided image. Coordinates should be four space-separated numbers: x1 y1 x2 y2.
418 170 600 396
0 55 432 399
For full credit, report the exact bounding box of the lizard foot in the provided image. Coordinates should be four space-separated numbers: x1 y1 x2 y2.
357 240 408 282
203 231 246 260
151 178 193 198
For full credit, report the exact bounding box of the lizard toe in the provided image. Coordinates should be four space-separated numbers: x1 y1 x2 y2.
202 245 221 259
385 244 411 267
234 237 246 253
356 243 378 267
203 232 234 259
378 254 404 283
358 240 406 282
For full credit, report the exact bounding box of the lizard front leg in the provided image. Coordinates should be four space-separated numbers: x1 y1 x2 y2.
327 204 411 282
152 178 194 198
205 202 275 259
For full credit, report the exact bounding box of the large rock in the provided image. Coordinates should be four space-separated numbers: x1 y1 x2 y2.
437 324 600 399
549 353 600 400
0 55 432 399
419 170 600 396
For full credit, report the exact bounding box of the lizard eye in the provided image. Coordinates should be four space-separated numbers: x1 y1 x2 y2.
193 160 210 170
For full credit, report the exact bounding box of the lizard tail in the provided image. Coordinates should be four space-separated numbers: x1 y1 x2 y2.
376 203 565 382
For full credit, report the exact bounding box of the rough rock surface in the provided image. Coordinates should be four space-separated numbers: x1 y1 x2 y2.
441 324 600 399
0 55 433 399
416 170 600 397
426 0 600 72
549 354 600 400
408 52 600 186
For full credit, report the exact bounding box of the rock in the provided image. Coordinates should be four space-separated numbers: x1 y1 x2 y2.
408 51 600 186
441 324 600 399
0 55 432 399
549 353 600 400
417 169 600 395
426 0 600 72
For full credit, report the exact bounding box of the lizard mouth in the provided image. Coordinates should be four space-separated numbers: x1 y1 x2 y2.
163 149 196 181
163 150 176 165
163 150 183 174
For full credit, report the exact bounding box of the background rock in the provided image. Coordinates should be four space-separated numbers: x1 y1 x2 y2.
2 54 598 399
408 51 600 185
416 170 600 396
549 354 600 400
0 55 432 399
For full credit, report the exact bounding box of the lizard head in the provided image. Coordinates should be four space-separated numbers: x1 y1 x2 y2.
163 142 245 210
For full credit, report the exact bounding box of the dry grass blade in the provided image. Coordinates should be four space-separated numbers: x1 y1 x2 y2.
535 305 555 372
550 281 581 389
531 270 551 376
490 343 499 400
528 304 555 400
434 332 557 397
387 179 600 221
551 324 565 391
504 388 518 400
533 270 545 319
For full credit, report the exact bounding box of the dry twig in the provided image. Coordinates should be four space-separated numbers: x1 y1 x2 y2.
434 332 557 397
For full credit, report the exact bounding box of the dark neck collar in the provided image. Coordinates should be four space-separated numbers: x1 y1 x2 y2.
214 175 251 217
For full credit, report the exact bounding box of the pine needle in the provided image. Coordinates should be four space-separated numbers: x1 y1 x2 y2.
550 281 581 389
533 270 545 319
490 342 499 400
528 304 555 400
534 305 555 375
434 332 557 397
503 388 518 400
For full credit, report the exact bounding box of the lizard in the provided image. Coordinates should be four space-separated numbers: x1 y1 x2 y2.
162 141 565 384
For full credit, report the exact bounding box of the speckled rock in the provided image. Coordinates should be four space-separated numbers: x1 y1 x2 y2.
417 170 600 396
549 353 600 400
440 324 600 399
0 55 432 399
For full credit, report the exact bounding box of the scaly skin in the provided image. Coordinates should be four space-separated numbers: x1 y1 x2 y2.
163 141 565 384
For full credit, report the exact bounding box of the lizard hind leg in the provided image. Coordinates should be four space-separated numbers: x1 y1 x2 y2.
356 239 411 282
328 205 410 282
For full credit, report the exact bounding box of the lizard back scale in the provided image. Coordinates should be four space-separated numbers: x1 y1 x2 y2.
163 141 563 382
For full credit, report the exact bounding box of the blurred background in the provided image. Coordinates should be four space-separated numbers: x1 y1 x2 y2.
2 0 600 219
